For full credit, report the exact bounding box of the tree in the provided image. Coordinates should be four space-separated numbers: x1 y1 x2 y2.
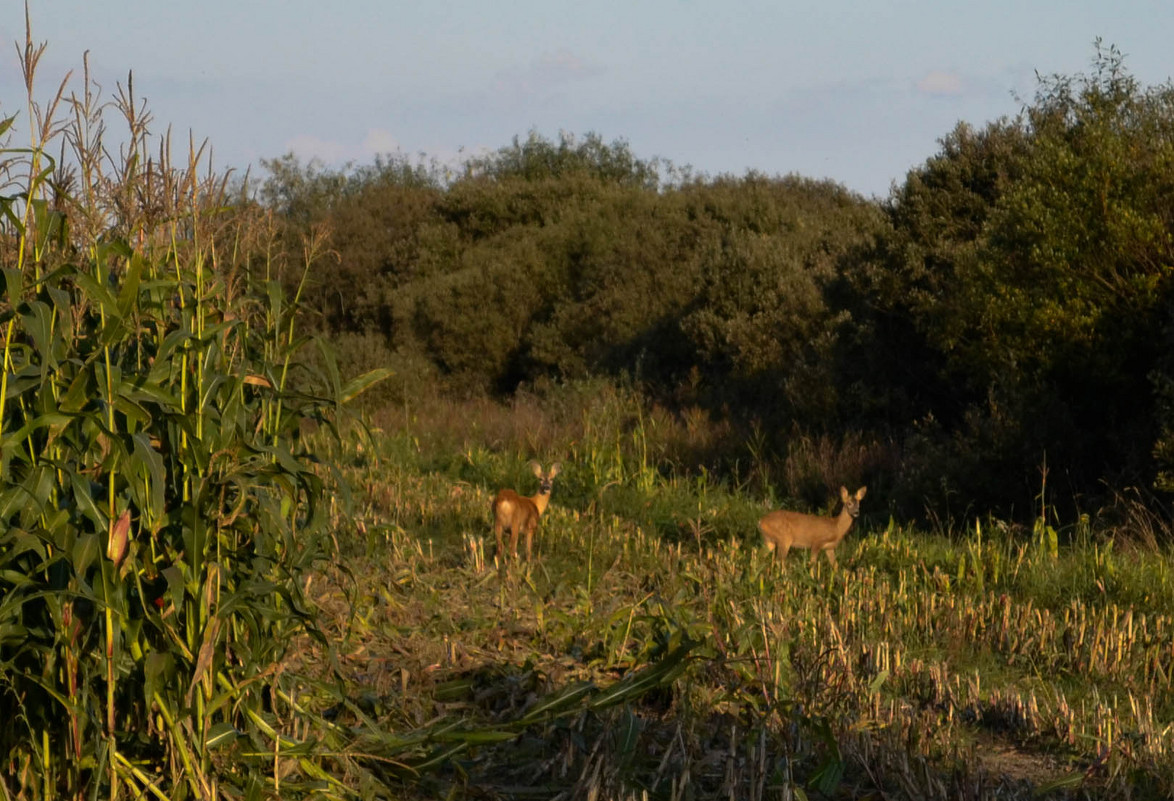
869 43 1174 513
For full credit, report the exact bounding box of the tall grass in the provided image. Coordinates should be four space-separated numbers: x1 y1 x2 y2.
0 22 386 800
320 387 1174 799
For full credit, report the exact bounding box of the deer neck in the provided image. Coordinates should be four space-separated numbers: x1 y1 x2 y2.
530 490 551 516
833 507 857 541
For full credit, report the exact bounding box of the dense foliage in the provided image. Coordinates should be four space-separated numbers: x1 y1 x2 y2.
265 47 1174 522
0 40 385 799
863 44 1174 515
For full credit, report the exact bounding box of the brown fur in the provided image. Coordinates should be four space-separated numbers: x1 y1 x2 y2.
492 461 561 562
758 486 867 568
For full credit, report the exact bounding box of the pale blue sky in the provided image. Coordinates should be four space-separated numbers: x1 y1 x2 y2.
5 1 1174 197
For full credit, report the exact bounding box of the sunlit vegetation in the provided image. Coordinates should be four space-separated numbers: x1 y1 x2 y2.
3 17 1174 801
264 42 1174 523
0 28 388 799
304 390 1174 799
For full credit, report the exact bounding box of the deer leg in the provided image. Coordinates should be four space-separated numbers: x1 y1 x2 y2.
771 538 791 565
824 548 838 569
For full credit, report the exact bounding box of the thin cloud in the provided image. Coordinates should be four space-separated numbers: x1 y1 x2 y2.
916 70 965 96
284 134 350 163
534 49 602 82
361 128 401 155
491 48 603 101
284 128 402 164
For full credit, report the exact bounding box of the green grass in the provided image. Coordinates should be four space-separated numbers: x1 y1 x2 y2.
294 418 1174 799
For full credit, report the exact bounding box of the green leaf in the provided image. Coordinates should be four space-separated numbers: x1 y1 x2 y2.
431 729 517 745
30 198 69 252
144 651 174 713
314 338 342 405
1032 771 1087 795
0 196 19 233
72 270 120 316
339 367 395 406
0 622 31 646
0 528 46 563
810 754 845 796
114 392 152 428
71 533 101 578
615 706 641 760
21 300 54 367
432 678 475 702
132 432 166 525
70 472 107 531
588 640 693 710
518 680 595 725
3 267 24 303
60 368 93 414
162 566 185 612
117 252 145 316
206 721 241 750
266 279 285 318
409 742 466 773
3 411 71 454
124 379 182 411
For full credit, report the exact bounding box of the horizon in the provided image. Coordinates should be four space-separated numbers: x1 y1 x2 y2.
4 1 1174 198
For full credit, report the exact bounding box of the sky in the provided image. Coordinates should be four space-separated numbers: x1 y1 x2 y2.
4 1 1174 198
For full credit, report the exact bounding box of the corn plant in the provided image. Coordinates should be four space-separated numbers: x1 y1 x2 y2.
0 25 387 800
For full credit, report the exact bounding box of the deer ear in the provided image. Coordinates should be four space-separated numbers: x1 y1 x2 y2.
529 460 543 476
549 462 562 477
856 486 868 500
840 486 850 501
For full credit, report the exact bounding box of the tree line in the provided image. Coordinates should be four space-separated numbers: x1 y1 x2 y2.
261 45 1174 523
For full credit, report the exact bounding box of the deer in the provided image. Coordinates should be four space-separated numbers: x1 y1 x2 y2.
758 486 867 568
492 461 561 563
